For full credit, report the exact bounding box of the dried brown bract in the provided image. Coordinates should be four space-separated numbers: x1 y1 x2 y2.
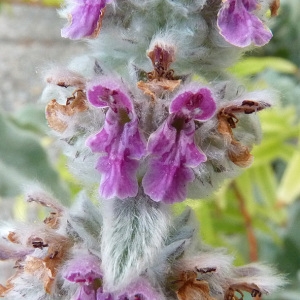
46 69 86 90
270 0 280 17
44 211 61 230
27 192 64 229
147 44 175 80
0 232 72 296
7 231 20 244
45 89 88 132
0 279 14 297
0 193 73 297
30 237 49 250
175 271 216 300
90 7 106 39
24 235 73 294
137 79 181 102
217 100 270 167
137 44 181 102
224 282 262 300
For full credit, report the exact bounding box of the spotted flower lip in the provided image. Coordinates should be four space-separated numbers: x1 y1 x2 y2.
217 0 273 47
170 88 217 121
63 254 102 283
116 278 165 300
63 253 111 300
142 86 216 203
86 77 146 200
61 0 110 40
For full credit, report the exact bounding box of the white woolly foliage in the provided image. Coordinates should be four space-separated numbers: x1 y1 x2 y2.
178 250 234 274
88 0 244 79
24 186 65 213
0 239 33 260
232 263 287 294
40 84 71 105
166 208 197 245
3 275 54 300
147 209 197 284
53 106 103 184
176 250 234 297
43 67 86 89
101 192 170 291
67 192 102 249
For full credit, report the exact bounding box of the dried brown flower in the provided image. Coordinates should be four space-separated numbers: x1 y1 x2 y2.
175 271 216 300
45 89 88 132
270 0 280 17
224 282 262 300
217 100 270 167
137 44 181 102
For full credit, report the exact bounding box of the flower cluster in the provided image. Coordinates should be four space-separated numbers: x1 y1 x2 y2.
1 0 285 299
0 192 284 300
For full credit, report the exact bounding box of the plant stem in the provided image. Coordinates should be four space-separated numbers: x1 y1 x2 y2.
232 181 258 262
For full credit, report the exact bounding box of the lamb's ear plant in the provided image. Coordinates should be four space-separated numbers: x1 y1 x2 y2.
0 1 286 299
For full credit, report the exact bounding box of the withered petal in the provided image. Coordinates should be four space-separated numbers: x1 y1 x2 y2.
176 272 215 300
137 79 181 101
45 90 88 132
24 236 72 294
270 0 280 17
228 141 253 168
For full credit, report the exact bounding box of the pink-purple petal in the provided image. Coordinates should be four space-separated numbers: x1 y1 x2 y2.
61 0 108 40
87 79 133 112
143 159 195 204
63 253 102 283
217 0 272 47
170 87 216 121
116 278 164 300
242 0 258 11
86 78 146 200
96 152 140 200
97 291 114 300
73 286 98 300
248 14 274 46
63 253 108 300
143 116 206 203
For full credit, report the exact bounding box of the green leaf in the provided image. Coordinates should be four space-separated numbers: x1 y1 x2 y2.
228 57 298 78
277 151 300 205
250 165 277 206
185 200 216 245
12 104 48 135
42 0 62 6
0 112 69 202
252 140 296 166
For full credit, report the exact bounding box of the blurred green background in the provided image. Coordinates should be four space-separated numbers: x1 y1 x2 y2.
0 0 300 299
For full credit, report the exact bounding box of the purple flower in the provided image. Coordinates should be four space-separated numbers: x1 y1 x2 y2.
217 0 273 47
61 0 110 40
97 292 113 300
86 77 146 200
142 86 216 203
116 278 165 300
63 253 112 300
